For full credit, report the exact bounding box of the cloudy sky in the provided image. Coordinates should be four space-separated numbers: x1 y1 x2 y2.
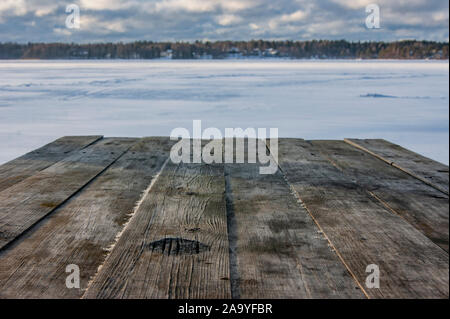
0 0 448 43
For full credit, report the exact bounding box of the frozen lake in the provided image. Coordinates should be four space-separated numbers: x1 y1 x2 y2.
0 60 448 164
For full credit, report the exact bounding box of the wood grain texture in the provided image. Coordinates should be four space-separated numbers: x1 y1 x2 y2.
224 141 364 298
345 139 449 195
1 136 448 299
312 140 449 252
0 137 176 298
0 136 103 193
84 153 231 299
0 138 136 251
275 139 449 298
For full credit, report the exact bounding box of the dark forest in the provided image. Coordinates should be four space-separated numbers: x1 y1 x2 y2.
0 40 448 59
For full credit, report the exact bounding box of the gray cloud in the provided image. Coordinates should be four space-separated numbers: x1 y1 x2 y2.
0 0 448 42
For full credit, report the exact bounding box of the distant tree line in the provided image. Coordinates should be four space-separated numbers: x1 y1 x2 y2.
0 40 448 59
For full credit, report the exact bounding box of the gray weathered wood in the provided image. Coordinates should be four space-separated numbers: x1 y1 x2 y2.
0 136 447 299
345 139 449 195
224 139 364 298
0 137 176 298
0 136 103 193
312 140 449 252
0 138 136 251
84 145 230 299
274 138 449 298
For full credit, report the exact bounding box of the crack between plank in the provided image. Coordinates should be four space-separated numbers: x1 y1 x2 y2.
79 136 104 150
33 136 104 172
344 139 449 196
366 190 449 255
280 169 370 299
0 139 131 255
224 164 241 299
318 146 408 224
0 136 104 196
314 141 449 256
264 140 370 299
32 136 104 174
81 154 171 299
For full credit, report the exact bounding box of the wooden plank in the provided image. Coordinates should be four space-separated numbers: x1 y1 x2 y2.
345 139 449 195
224 139 365 298
0 136 103 193
0 137 175 298
0 137 136 251
312 140 449 252
84 145 230 299
275 139 449 298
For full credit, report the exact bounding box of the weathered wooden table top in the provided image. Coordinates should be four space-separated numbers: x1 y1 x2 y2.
0 136 448 299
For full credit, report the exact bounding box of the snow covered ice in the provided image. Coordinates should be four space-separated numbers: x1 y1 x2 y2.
0 59 448 164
